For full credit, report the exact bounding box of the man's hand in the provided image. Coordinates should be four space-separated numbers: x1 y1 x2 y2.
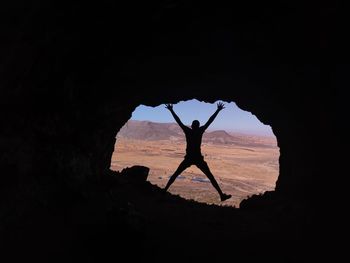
217 102 225 111
165 104 173 111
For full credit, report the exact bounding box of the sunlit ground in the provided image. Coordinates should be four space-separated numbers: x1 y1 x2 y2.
111 100 279 207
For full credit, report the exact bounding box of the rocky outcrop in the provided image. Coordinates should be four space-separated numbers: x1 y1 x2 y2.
121 165 150 184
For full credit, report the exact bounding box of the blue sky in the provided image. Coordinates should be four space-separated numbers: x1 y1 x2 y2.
131 99 274 136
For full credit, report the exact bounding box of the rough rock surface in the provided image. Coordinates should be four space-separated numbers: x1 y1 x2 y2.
0 1 336 261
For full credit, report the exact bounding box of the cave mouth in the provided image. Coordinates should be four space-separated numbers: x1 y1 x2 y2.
111 99 279 207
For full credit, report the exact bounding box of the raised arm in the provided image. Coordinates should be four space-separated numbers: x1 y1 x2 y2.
202 102 225 130
165 104 187 131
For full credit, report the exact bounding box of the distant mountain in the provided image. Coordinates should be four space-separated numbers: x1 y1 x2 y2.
117 120 183 141
203 130 241 145
117 120 276 147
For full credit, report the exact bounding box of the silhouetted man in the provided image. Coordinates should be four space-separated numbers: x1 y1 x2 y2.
164 102 232 201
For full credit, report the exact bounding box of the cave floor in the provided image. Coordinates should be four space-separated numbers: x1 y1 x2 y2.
0 171 307 261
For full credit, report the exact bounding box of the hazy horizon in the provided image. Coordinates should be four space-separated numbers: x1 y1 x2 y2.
125 119 275 137
130 99 275 136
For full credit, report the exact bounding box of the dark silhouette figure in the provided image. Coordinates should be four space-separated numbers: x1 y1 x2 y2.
164 102 232 201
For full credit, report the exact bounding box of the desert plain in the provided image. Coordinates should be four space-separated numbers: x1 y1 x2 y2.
111 128 279 207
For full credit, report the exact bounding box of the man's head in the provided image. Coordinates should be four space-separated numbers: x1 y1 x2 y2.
191 120 200 129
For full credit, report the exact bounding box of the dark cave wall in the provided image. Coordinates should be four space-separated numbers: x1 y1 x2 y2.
1 1 334 203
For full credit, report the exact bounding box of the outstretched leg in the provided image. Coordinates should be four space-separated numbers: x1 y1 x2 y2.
196 160 231 201
164 159 191 191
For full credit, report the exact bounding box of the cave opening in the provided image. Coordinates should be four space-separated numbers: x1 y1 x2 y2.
110 99 279 207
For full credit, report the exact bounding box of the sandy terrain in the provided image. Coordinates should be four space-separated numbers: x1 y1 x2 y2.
111 137 279 207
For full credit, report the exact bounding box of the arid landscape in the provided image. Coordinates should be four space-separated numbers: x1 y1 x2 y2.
111 120 279 207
